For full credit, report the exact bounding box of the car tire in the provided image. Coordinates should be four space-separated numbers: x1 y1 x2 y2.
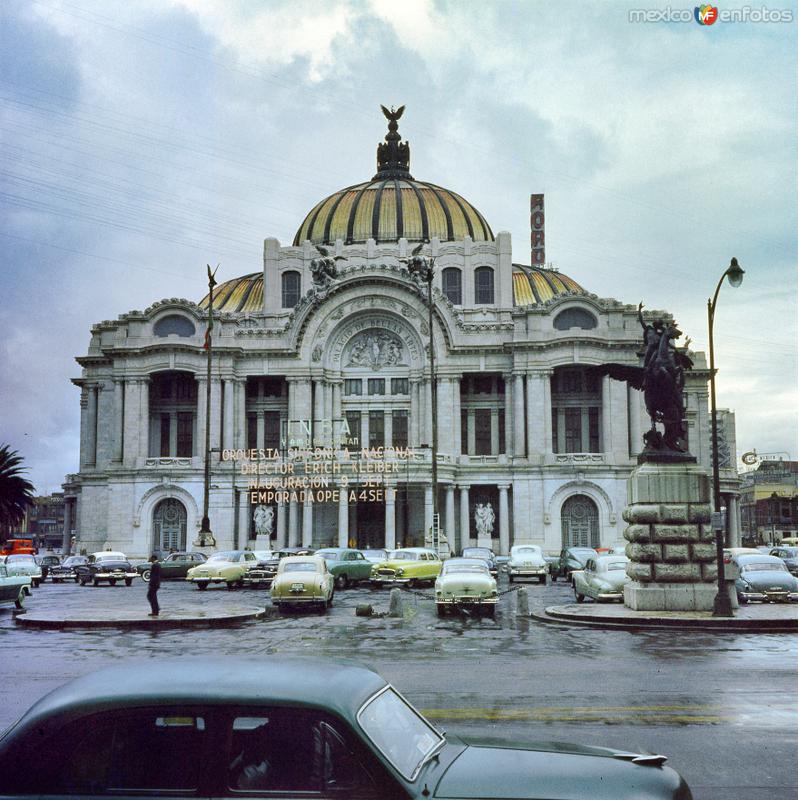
335 574 348 590
539 575 546 585
551 574 557 583
93 578 99 587
407 579 418 589
109 579 116 586
327 594 334 608
53 578 61 584
74 576 80 583
15 588 25 609
141 569 151 582
197 582 208 591
508 574 514 583
436 603 447 617
575 591 585 603
484 606 496 618
124 578 132 587
32 579 41 589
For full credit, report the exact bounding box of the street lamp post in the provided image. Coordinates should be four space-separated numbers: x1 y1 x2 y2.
407 252 438 545
709 257 745 617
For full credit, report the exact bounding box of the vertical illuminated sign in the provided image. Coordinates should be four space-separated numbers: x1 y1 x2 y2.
530 194 545 265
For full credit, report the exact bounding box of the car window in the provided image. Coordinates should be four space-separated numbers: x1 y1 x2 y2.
283 561 317 572
0 565 7 578
16 710 207 793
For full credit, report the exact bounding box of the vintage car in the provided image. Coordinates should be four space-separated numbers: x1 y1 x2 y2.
572 554 631 603
0 563 31 609
270 555 334 611
1 554 43 588
0 658 694 798
75 552 138 587
256 547 315 586
48 555 89 583
734 554 798 603
371 547 442 587
461 546 498 575
507 544 548 584
241 549 276 588
435 558 498 616
315 547 374 588
185 550 258 590
137 551 207 582
769 546 798 576
34 554 61 581
722 547 760 564
550 546 598 582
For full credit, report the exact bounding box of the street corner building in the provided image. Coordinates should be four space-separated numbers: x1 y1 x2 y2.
62 109 741 559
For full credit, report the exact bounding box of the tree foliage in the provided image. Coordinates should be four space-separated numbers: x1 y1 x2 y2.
0 445 35 529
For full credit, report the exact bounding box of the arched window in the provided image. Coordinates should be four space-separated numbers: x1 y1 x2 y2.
442 268 462 305
153 315 196 337
152 498 187 552
281 271 301 308
474 267 494 305
553 308 598 330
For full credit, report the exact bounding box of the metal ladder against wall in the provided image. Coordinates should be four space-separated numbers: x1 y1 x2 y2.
425 513 448 558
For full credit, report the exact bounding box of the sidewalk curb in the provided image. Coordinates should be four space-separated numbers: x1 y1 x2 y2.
14 606 271 630
533 605 798 633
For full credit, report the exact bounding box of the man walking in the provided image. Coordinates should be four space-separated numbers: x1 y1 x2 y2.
147 554 162 617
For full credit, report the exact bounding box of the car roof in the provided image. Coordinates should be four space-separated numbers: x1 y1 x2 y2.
4 657 387 741
735 554 784 565
443 558 490 569
92 551 126 558
396 547 436 554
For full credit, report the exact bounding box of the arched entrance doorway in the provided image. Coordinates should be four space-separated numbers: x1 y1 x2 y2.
561 494 599 548
152 498 187 552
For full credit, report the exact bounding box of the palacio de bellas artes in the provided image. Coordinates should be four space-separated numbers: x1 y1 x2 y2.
63 107 741 560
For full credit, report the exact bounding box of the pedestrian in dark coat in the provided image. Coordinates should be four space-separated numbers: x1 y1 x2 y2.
147 554 162 617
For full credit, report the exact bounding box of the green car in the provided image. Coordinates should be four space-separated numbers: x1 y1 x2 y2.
371 547 442 587
315 547 374 589
137 552 207 582
0 658 693 798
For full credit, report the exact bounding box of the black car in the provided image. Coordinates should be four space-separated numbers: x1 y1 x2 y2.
47 555 89 583
74 551 138 587
136 551 207 582
551 547 598 582
0 658 693 799
34 554 61 581
461 547 498 576
259 547 315 585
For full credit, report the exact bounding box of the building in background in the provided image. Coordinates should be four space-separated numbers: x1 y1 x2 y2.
63 110 738 557
740 459 798 544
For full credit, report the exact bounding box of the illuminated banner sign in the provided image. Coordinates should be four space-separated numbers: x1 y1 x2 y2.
530 194 545 265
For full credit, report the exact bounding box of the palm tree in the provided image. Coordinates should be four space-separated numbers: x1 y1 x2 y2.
0 444 35 531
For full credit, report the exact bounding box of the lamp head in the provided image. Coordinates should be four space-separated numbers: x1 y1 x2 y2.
726 257 744 288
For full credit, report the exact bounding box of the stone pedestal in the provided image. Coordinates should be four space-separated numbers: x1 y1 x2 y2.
477 537 493 550
623 461 718 611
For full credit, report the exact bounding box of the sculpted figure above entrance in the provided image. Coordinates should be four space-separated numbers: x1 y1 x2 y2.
346 331 404 370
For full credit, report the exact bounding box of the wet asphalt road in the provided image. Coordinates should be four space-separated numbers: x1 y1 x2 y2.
2 576 797 799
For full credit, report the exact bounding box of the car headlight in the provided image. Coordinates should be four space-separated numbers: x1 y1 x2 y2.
396 568 404 576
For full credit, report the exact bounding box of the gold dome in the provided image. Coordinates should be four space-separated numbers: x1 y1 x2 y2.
293 106 493 247
198 272 262 314
512 265 587 306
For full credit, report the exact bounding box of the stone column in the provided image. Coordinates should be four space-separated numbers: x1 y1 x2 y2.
498 484 510 555
384 410 392 450
610 378 629 459
542 371 553 454
112 379 124 462
62 499 73 552
79 388 89 469
256 414 265 450
445 484 456 555
513 373 525 458
276 502 287 548
423 379 433 446
424 485 433 543
628 385 643 458
86 385 99 467
410 379 420 447
452 376 462 457
503 373 514 457
324 382 333 438
490 408 500 455
195 376 206 459
360 414 369 452
338 485 349 548
385 483 396 550
123 379 140 465
288 499 299 547
728 495 741 548
331 381 342 424
302 495 313 547
526 372 547 461
466 410 476 455
459 485 471 549
138 378 150 461
208 378 222 455
223 379 234 452
349 503 357 545
601 376 612 454
235 378 247 449
313 379 325 445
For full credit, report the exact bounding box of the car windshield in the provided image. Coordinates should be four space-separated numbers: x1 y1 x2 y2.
605 561 628 571
391 552 418 561
7 555 35 564
358 688 443 780
314 551 339 560
209 552 239 562
63 557 83 566
743 562 788 572
282 561 317 573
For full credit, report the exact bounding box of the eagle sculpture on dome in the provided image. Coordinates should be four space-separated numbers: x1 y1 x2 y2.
381 104 405 123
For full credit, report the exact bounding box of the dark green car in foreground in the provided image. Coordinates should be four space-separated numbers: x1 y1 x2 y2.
0 658 692 798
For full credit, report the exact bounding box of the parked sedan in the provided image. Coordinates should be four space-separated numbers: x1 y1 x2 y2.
1 554 43 588
0 563 31 609
435 558 498 616
185 550 258 590
551 546 598 582
507 544 548 584
315 547 374 589
734 554 798 603
242 550 276 588
270 555 334 611
572 555 631 603
256 547 315 586
0 658 694 799
75 552 138 587
48 555 88 583
461 546 498 575
34 554 61 581
137 551 207 582
769 546 798 576
371 548 442 587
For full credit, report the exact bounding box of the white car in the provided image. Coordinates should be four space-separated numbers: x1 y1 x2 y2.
572 555 631 603
435 558 498 616
507 544 548 584
0 563 32 608
270 556 334 611
1 554 43 588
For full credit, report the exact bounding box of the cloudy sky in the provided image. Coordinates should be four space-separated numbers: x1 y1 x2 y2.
1 0 796 493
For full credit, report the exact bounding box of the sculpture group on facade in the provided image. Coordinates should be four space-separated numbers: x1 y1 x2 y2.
310 245 344 294
347 332 403 370
253 504 274 538
474 502 495 538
